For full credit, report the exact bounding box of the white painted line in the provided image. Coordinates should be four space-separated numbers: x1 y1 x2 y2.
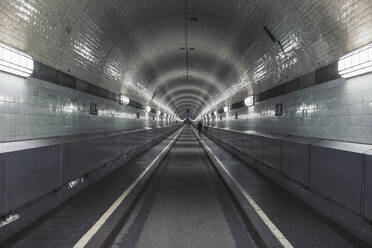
193 128 294 248
73 127 183 248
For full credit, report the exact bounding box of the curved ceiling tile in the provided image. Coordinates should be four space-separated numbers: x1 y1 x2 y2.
172 100 203 108
149 67 225 93
175 103 202 112
168 100 206 113
164 88 211 103
171 101 204 114
176 108 198 116
167 91 209 104
168 94 208 109
0 0 371 118
159 86 211 103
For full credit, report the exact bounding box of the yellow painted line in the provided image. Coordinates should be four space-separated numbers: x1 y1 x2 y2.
193 128 294 248
74 127 183 248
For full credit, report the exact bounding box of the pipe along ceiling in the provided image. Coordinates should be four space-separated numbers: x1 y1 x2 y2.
0 0 371 118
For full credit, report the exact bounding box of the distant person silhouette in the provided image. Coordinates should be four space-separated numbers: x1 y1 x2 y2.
197 121 202 135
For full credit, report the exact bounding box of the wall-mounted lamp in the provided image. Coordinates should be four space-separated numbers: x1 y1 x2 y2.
214 111 217 115
146 106 151 112
119 95 129 105
244 96 254 107
223 106 229 113
0 43 34 77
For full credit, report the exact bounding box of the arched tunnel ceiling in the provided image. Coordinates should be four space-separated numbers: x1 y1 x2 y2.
0 0 371 118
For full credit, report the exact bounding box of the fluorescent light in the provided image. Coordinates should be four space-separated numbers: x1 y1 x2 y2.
341 66 372 78
119 95 129 105
146 106 151 112
338 43 372 78
0 213 20 227
244 96 254 107
0 43 33 77
223 106 229 113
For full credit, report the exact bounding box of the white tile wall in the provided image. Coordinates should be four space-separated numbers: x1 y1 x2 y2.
210 73 372 144
0 72 173 142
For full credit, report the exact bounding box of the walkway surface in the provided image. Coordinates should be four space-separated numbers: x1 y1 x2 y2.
111 128 256 248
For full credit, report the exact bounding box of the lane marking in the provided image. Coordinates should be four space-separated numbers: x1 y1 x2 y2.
193 128 294 248
74 127 183 248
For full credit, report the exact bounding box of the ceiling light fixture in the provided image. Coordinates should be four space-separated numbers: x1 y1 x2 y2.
0 43 34 77
338 42 372 78
244 96 254 107
119 95 129 105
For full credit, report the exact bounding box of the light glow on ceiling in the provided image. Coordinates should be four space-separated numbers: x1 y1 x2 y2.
338 43 372 78
0 43 33 77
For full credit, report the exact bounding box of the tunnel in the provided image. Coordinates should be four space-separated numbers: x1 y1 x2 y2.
0 0 372 247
